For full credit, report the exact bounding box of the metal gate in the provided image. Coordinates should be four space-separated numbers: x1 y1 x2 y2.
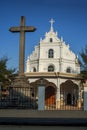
0 85 83 110
60 86 83 110
0 86 37 109
44 83 83 110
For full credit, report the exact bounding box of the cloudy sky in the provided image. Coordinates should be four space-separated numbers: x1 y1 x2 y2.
0 0 87 71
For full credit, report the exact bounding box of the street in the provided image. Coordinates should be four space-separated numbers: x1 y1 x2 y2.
0 126 87 130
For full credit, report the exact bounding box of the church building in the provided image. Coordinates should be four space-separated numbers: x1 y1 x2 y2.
25 19 83 110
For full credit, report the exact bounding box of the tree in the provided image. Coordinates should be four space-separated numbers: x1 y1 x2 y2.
0 56 15 88
79 45 87 79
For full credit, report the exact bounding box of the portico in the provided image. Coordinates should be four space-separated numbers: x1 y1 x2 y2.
25 72 83 110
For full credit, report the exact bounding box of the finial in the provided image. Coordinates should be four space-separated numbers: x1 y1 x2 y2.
61 36 63 42
40 37 42 42
56 31 58 36
49 18 55 31
77 55 78 58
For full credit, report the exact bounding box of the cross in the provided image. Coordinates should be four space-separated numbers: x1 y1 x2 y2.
9 16 36 76
49 18 55 30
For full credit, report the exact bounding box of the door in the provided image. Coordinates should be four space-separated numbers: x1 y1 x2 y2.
45 86 55 105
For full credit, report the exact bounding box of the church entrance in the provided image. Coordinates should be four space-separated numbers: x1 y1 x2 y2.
30 78 57 110
45 86 56 107
60 80 79 109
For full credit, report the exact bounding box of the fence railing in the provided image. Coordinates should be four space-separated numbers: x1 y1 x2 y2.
0 86 37 109
0 86 83 110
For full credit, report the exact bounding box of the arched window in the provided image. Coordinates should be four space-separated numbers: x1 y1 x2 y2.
66 67 71 73
48 49 54 58
50 38 53 42
33 67 36 72
48 65 54 72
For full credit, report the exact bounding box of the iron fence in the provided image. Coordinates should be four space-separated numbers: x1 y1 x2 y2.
0 86 38 109
45 85 83 110
0 86 83 110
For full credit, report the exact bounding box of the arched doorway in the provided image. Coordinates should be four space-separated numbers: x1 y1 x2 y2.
45 86 56 106
60 80 78 107
30 78 57 109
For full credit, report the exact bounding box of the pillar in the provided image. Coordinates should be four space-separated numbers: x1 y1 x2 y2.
77 82 82 109
84 86 87 111
38 85 45 110
56 77 60 109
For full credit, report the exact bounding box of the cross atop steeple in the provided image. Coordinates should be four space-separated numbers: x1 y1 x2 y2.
49 18 55 31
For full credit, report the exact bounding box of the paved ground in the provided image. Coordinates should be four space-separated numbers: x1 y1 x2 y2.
0 110 87 125
0 109 87 118
0 126 87 130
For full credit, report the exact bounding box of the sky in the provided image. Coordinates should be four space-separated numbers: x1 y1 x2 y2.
0 0 87 71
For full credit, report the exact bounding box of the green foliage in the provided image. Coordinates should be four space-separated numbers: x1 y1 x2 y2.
0 56 15 86
80 45 87 78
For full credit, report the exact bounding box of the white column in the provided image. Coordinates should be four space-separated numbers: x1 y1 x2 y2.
77 82 82 109
56 77 60 109
59 45 62 72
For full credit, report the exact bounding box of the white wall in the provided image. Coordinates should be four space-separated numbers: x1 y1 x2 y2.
26 23 80 74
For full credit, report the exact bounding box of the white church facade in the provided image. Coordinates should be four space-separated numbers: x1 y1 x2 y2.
25 19 83 110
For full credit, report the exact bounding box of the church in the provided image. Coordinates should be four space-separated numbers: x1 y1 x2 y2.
25 19 83 110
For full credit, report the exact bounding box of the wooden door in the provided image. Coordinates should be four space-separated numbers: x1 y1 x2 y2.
45 86 55 105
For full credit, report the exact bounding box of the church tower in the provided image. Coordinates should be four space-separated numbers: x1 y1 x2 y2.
26 19 80 74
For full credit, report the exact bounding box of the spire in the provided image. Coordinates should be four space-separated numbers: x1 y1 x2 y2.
49 18 55 31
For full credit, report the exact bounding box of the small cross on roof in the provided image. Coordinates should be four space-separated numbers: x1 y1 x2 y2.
49 18 55 30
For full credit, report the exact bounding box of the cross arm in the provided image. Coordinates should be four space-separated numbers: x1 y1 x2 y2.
24 26 36 32
9 26 36 33
9 27 21 32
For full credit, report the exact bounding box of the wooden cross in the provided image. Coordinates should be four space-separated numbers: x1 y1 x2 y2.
9 16 36 76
